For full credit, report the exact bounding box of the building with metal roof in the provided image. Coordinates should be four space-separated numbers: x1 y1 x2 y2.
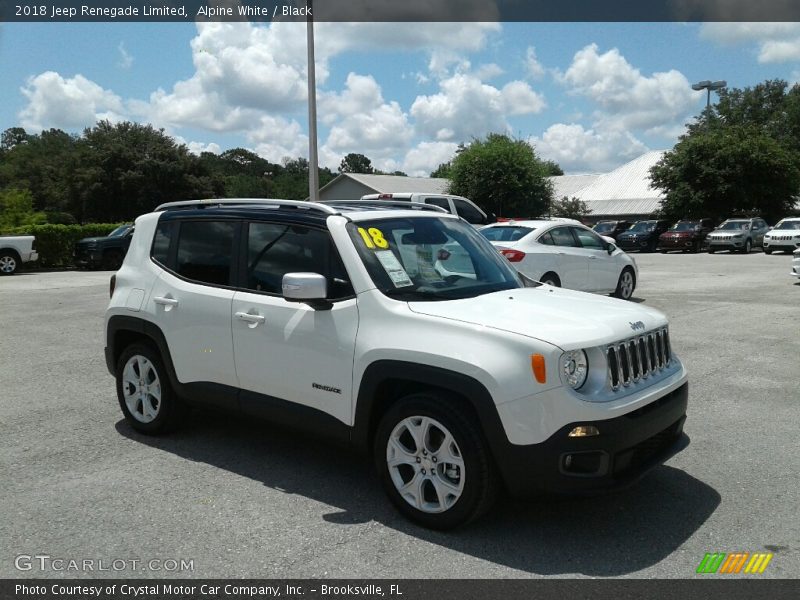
318 173 449 201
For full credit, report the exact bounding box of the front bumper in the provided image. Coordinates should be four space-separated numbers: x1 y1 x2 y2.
707 238 746 250
617 237 654 252
25 251 39 263
492 382 689 497
74 248 101 267
764 241 800 252
658 237 696 250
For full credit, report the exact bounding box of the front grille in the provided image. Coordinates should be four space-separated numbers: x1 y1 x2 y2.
607 327 671 391
771 235 795 241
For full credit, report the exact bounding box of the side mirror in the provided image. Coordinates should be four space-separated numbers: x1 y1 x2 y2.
607 242 616 255
282 272 331 310
485 212 498 225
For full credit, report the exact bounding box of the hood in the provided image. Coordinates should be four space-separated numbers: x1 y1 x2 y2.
76 237 105 245
408 287 667 350
618 231 653 239
661 230 692 238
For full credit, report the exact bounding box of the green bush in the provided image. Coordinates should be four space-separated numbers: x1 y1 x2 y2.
0 223 124 267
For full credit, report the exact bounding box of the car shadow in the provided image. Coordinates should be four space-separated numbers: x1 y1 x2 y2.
115 411 719 577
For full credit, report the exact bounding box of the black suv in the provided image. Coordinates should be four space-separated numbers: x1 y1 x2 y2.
74 224 134 270
615 220 671 252
591 220 632 240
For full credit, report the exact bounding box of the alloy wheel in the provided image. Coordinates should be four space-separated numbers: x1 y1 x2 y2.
0 256 17 274
121 355 162 423
386 416 465 514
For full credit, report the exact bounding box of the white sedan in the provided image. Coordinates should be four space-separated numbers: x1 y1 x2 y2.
480 220 639 300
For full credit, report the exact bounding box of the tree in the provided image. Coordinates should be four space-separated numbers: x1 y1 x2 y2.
0 188 45 229
339 153 374 174
650 124 800 223
430 162 452 179
1 127 29 152
549 196 591 220
542 160 564 176
447 133 554 217
74 121 217 222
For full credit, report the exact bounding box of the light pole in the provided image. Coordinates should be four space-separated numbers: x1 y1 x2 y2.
691 80 727 109
306 0 319 202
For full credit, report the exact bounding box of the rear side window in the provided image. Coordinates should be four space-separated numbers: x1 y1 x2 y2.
246 222 353 300
453 198 486 224
151 221 173 266
549 226 579 247
175 221 236 286
481 226 534 242
424 197 451 211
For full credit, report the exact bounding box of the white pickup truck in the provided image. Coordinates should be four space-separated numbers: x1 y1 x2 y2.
0 235 38 275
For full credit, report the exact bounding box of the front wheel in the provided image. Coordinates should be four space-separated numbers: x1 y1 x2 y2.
764 247 773 255
613 267 636 300
742 239 752 254
374 393 497 530
116 343 186 434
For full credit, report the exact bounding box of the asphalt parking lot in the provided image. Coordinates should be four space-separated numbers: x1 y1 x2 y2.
1 251 798 579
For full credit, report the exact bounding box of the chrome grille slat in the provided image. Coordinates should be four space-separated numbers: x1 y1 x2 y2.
607 327 672 392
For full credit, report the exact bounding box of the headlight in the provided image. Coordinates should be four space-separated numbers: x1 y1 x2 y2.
561 350 589 390
732 233 743 238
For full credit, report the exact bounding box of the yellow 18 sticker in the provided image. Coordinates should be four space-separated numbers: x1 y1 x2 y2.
357 227 389 249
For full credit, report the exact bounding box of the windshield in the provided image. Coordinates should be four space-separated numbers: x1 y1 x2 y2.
108 225 131 237
628 221 656 233
592 222 614 233
718 221 749 230
349 217 522 301
479 226 535 242
774 221 800 230
670 221 698 232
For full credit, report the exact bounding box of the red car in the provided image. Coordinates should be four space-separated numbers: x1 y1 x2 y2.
658 219 715 253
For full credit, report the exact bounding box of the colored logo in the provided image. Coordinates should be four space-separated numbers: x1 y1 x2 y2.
696 552 773 574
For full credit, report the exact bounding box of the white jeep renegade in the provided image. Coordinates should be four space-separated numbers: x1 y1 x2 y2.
105 198 689 529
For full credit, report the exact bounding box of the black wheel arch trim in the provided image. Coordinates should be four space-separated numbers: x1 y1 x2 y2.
352 360 508 456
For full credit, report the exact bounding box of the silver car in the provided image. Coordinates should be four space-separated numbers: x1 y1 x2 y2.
706 217 770 254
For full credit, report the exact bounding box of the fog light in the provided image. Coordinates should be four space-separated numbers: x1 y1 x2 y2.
568 425 600 437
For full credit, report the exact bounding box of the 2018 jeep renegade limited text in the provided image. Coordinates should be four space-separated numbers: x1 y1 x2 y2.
105 198 689 529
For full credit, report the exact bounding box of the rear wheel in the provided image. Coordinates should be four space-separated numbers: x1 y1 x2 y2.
613 267 636 300
540 272 561 287
116 343 186 434
374 393 497 530
0 251 19 275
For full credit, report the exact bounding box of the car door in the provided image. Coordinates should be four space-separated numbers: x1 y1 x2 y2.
753 219 768 245
230 220 358 427
546 226 589 289
571 226 618 292
148 219 239 397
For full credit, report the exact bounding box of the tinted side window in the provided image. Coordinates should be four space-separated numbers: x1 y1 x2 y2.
151 221 173 266
549 226 579 247
424 197 451 211
175 221 236 286
453 198 486 224
246 223 353 300
573 227 605 249
538 231 555 245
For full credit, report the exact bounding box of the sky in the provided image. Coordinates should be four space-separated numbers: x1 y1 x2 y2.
2 21 800 175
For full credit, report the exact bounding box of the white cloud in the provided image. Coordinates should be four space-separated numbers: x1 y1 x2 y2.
700 23 800 63
246 115 308 164
560 44 697 131
117 42 133 70
533 122 648 173
411 73 545 142
319 73 412 167
19 71 125 132
402 141 459 176
474 63 504 81
186 141 221 155
525 46 545 79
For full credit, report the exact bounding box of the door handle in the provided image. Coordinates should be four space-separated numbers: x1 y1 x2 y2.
153 296 178 311
235 311 266 327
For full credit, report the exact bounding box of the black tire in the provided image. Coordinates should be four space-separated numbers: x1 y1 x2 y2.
115 342 187 434
540 272 561 287
742 239 752 254
708 248 716 254
103 250 123 270
764 247 773 255
613 266 636 300
374 392 498 530
691 241 700 253
660 249 668 254
0 251 20 275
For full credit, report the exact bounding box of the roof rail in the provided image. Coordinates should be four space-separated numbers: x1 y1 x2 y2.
320 199 449 213
154 198 338 214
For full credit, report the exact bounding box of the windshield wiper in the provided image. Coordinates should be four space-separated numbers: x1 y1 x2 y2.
383 288 450 301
